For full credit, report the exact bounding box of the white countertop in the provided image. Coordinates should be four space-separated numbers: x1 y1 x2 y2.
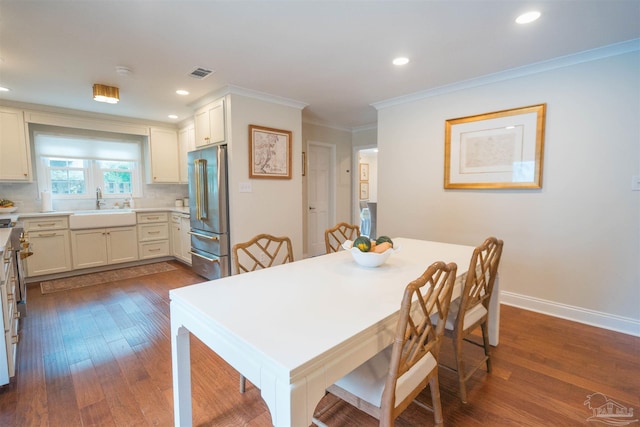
14 206 190 218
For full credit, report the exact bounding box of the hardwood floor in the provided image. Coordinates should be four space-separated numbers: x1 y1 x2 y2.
0 261 638 426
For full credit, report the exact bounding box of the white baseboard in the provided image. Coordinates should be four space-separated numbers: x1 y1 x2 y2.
500 291 640 337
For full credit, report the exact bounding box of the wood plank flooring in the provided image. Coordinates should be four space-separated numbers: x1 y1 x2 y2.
0 261 638 426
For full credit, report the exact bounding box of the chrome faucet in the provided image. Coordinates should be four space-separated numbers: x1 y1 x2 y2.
96 187 104 209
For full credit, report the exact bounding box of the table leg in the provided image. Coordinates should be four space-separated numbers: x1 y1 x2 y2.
172 321 193 426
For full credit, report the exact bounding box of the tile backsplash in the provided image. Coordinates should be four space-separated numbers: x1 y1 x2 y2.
0 182 189 213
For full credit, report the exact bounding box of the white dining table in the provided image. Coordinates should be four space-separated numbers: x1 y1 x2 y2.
170 237 500 427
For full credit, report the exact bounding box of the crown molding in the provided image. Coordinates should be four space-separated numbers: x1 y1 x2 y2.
372 38 640 111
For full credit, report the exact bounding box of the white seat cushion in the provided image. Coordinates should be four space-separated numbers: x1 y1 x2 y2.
333 345 437 409
444 297 488 331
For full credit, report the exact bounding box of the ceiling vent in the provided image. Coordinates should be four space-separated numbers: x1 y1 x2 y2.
189 67 214 79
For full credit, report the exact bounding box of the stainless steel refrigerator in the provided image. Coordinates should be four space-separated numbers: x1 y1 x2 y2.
188 144 230 280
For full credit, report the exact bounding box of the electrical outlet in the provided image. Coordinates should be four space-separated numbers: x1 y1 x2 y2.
632 175 640 191
239 182 252 193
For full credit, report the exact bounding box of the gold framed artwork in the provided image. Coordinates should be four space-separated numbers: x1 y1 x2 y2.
249 124 292 179
359 181 369 200
444 104 546 189
359 163 369 181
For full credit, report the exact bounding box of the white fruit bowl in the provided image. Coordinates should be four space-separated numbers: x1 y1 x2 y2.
0 207 18 213
342 240 398 268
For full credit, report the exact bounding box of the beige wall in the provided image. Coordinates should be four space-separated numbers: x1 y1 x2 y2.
376 50 639 334
227 94 304 260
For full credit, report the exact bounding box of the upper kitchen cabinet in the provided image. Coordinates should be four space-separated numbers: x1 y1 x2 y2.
0 107 32 181
178 121 195 183
194 98 225 147
147 127 180 183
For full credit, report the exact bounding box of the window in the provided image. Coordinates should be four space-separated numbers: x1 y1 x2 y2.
34 129 143 199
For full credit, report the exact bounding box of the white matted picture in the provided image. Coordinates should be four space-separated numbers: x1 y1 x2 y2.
359 181 369 200
444 104 546 189
359 163 369 181
249 124 292 179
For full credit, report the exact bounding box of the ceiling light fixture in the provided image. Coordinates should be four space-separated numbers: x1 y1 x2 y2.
516 11 541 24
392 57 410 66
93 84 119 104
176 89 189 96
168 114 178 119
0 86 10 92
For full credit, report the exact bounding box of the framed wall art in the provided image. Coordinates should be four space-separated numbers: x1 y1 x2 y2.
249 124 293 179
444 104 546 189
359 163 369 181
359 181 369 200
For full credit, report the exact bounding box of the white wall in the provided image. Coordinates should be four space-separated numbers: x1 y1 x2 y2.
227 94 304 260
376 50 639 335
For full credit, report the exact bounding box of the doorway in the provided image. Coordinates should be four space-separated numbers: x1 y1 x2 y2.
353 146 378 238
307 142 336 256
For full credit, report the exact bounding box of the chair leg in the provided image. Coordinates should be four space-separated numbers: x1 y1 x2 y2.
429 374 444 427
240 374 246 394
453 335 468 404
481 321 492 373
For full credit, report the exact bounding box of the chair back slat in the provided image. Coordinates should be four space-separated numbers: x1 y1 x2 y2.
232 233 294 274
324 222 360 254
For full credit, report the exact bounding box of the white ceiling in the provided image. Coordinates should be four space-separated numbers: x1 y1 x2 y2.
1 1 638 130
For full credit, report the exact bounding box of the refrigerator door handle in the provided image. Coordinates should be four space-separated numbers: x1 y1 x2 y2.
194 158 208 220
188 231 219 241
189 251 220 263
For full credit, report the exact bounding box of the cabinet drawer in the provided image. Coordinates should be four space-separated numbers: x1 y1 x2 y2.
138 223 169 241
137 212 168 224
138 241 170 259
23 216 69 231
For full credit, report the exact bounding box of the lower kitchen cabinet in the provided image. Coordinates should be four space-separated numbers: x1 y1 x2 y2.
71 226 138 269
170 213 191 265
25 228 72 277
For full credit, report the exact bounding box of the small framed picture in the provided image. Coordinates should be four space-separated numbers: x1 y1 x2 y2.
359 181 369 200
249 125 293 179
359 163 369 181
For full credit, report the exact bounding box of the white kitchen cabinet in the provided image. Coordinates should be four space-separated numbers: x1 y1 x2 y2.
0 238 19 385
178 122 195 184
0 107 32 181
71 226 138 269
147 127 180 183
137 212 170 259
23 216 72 277
194 98 225 147
170 213 191 264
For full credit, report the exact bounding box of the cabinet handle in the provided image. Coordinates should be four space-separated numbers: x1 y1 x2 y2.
37 223 56 227
36 232 57 238
14 311 20 319
12 334 19 344
149 248 161 252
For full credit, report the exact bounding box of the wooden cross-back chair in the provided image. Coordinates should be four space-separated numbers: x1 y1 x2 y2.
231 233 294 393
232 233 294 275
316 261 458 427
324 222 360 254
440 236 503 403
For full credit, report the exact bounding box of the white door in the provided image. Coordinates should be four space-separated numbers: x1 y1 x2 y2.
307 143 334 256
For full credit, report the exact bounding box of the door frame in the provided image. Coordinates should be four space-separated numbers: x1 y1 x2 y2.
306 140 337 257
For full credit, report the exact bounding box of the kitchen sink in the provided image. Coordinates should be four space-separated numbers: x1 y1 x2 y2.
69 209 136 229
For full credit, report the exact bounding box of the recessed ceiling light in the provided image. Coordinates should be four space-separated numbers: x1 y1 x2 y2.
0 86 10 92
393 57 410 66
176 89 189 96
516 11 541 24
168 114 178 119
